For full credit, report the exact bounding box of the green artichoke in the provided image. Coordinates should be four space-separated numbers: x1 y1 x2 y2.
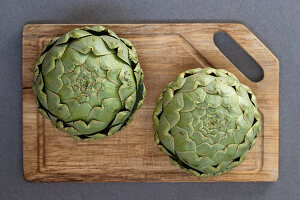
33 25 145 141
153 68 261 177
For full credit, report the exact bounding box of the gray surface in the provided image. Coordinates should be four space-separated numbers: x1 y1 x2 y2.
0 0 299 199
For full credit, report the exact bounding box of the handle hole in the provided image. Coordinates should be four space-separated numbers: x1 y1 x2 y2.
213 31 264 82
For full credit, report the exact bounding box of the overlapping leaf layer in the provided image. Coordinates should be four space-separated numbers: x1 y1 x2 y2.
153 68 261 176
33 26 145 140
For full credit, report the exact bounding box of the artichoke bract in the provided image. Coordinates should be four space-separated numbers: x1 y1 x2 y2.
153 68 261 177
33 26 145 141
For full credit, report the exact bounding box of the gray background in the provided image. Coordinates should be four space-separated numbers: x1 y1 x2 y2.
0 0 299 199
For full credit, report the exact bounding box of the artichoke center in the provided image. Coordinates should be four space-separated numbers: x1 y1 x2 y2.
72 65 97 103
205 117 219 134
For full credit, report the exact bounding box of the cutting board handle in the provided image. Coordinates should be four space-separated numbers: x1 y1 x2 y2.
222 24 278 65
210 24 279 83
182 23 279 84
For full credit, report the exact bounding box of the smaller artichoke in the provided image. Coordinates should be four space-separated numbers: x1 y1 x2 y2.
153 67 261 177
33 25 146 140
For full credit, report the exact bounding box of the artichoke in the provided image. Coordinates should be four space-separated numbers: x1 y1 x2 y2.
153 68 261 177
33 25 145 141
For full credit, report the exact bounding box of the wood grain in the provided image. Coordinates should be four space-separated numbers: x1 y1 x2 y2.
22 23 279 182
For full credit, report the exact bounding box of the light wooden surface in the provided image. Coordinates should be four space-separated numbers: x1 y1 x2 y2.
22 23 279 182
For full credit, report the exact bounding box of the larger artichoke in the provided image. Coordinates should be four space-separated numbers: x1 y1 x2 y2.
33 25 145 141
153 68 261 177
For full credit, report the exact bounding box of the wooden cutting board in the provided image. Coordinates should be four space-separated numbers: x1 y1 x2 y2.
22 23 279 182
